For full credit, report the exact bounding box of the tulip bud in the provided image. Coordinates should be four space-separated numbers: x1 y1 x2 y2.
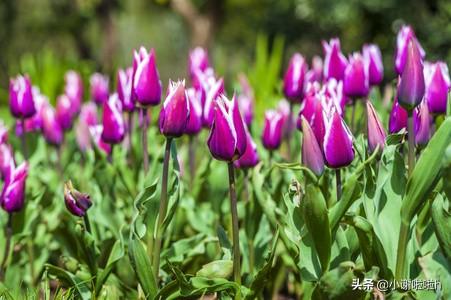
234 127 259 169
56 95 75 131
0 144 14 181
0 121 8 145
101 94 125 144
306 56 323 83
159 80 190 137
237 94 254 127
414 100 431 147
343 52 370 98
297 82 321 130
90 125 111 155
9 75 36 119
311 99 327 148
1 162 28 213
363 44 384 85
90 73 109 105
184 88 203 135
388 98 408 134
301 116 324 176
397 39 425 111
64 70 83 114
424 61 450 115
117 67 135 112
395 25 425 75
132 47 162 107
80 103 98 127
323 109 355 168
322 79 347 113
366 101 386 153
188 47 210 78
283 53 307 102
41 103 64 146
262 110 284 150
207 95 247 162
323 38 348 81
64 181 92 217
202 77 224 127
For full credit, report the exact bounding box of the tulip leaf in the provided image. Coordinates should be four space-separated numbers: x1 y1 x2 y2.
130 181 159 239
128 238 158 299
431 193 451 259
45 264 91 300
196 260 233 279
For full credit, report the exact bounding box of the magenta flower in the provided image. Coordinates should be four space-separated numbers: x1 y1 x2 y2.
101 94 125 144
311 99 327 148
75 103 97 152
117 67 135 112
306 56 323 83
202 77 224 127
0 144 14 181
159 80 190 137
297 82 321 129
234 126 259 169
64 70 83 114
90 73 109 105
322 79 347 113
207 95 247 162
64 181 92 217
389 98 408 134
262 110 284 150
283 53 307 102
363 44 384 85
343 52 370 98
323 38 348 81
56 95 75 131
301 116 324 176
9 75 36 119
90 125 111 155
414 100 431 147
41 103 64 146
0 121 8 145
1 162 28 213
188 47 210 78
366 101 386 153
424 61 450 115
80 103 98 127
395 25 425 75
132 47 162 107
323 109 354 168
184 88 203 135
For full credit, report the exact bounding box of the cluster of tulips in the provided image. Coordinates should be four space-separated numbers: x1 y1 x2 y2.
0 23 449 295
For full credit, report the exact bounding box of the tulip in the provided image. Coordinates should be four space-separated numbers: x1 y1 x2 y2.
311 99 327 148
306 56 323 83
363 44 384 85
388 98 408 134
9 75 36 119
0 122 8 145
261 110 284 151
90 125 111 155
184 88 203 135
80 103 98 127
0 162 28 213
159 80 190 137
90 73 109 105
75 104 97 152
283 53 307 102
0 144 14 181
322 79 346 114
202 77 224 127
395 25 425 75
323 38 348 81
301 116 324 176
117 68 135 112
41 103 64 146
323 109 354 168
237 94 254 127
56 94 75 131
64 70 83 114
188 47 210 78
64 181 92 217
414 100 431 147
234 127 259 169
132 47 162 107
101 94 125 145
366 101 386 153
343 52 370 98
424 61 450 114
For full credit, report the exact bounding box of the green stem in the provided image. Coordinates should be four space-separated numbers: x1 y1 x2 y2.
127 112 134 165
395 222 410 281
20 118 28 159
152 138 172 282
248 239 254 276
227 162 241 285
351 99 356 133
407 114 415 176
83 214 92 234
188 135 196 184
142 108 149 174
335 168 342 201
286 102 293 160
0 214 13 281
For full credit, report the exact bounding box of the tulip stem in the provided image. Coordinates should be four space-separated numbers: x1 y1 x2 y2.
407 114 415 176
83 214 92 234
142 108 149 174
351 100 356 132
127 112 134 164
286 102 293 160
395 221 410 282
188 135 196 184
227 162 241 285
0 214 13 280
335 169 342 201
20 118 28 159
152 138 172 282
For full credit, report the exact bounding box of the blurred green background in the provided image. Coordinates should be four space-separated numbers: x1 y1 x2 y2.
1 0 451 109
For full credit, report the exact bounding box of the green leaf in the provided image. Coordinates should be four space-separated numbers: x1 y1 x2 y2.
130 181 159 239
196 260 233 279
128 238 158 299
45 264 91 300
431 193 451 259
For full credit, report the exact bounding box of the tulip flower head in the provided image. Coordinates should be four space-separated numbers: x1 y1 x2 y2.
56 94 75 131
323 38 348 81
132 47 162 107
234 127 259 169
117 68 135 112
80 103 98 127
424 61 450 114
41 103 64 146
297 82 321 129
311 98 327 148
9 75 36 119
64 180 92 217
0 144 14 181
283 53 307 102
90 73 109 105
322 79 347 113
395 25 425 75
306 56 323 83
207 95 247 162
101 94 125 144
0 121 8 145
301 116 324 176
262 110 285 150
366 101 386 153
414 100 431 147
323 109 355 168
343 52 370 98
1 162 28 213
90 125 111 155
363 44 384 86
188 47 210 78
159 80 190 137
389 98 408 134
64 70 83 114
202 77 224 127
184 88 203 135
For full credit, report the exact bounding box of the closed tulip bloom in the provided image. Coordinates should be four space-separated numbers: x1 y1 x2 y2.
297 82 321 129
414 101 431 146
237 94 254 127
202 77 224 127
306 56 323 83
64 70 83 114
322 79 347 113
132 47 162 107
234 127 259 169
117 68 135 112
424 61 450 114
395 25 425 75
363 44 384 85
343 52 370 98
262 110 284 150
323 38 348 81
9 75 36 119
41 104 64 146
101 94 125 144
324 109 355 168
389 98 408 134
90 73 109 105
159 80 190 137
366 101 386 153
56 95 75 131
90 125 111 155
184 88 203 135
1 162 28 213
64 180 92 217
80 103 98 127
397 39 425 111
0 121 8 144
283 53 307 102
0 144 14 181
301 116 324 176
188 47 210 77
311 99 327 148
207 95 247 162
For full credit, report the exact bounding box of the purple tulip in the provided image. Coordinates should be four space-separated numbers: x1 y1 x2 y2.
414 100 431 146
80 103 98 127
0 121 8 145
323 38 348 81
306 56 323 83
64 181 92 217
9 75 36 119
64 70 83 114
101 94 125 144
343 52 370 98
262 110 284 150
323 109 354 168
322 79 347 113
202 77 224 127
283 53 307 102
90 125 111 155
311 99 327 148
90 73 109 105
159 80 190 137
56 95 75 131
184 88 203 135
41 103 64 146
366 101 386 153
207 95 247 162
188 47 210 78
234 126 259 169
297 82 321 129
300 116 324 176
424 61 450 114
395 25 425 75
389 98 408 134
1 162 28 213
0 144 14 181
237 94 254 127
397 38 425 111
363 44 384 85
75 103 97 152
132 47 162 107
117 68 135 112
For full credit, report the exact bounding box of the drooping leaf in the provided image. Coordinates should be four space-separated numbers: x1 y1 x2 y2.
128 238 158 299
